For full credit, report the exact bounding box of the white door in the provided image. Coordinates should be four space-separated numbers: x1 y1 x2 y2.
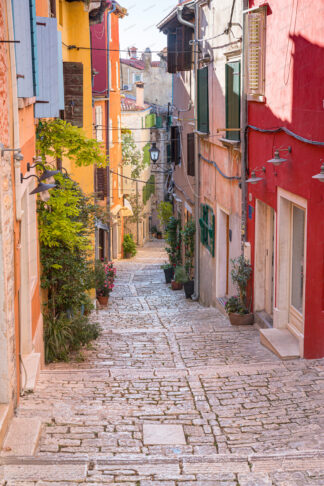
289 204 306 333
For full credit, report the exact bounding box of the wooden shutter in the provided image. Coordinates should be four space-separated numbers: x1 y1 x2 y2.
176 26 184 71
247 11 265 96
63 62 83 127
197 67 209 133
183 27 193 71
226 61 241 141
35 17 60 118
167 32 177 74
96 168 107 200
171 126 181 165
187 133 195 176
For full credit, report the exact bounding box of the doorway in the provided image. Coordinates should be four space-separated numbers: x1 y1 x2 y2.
216 207 229 298
254 200 275 317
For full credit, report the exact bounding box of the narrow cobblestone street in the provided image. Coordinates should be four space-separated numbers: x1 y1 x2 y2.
1 241 324 485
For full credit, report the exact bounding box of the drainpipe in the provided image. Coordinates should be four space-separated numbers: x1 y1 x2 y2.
6 0 22 222
177 2 200 300
106 2 117 260
241 0 249 249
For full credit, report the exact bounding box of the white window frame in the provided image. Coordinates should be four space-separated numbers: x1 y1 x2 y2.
133 72 143 83
95 105 103 142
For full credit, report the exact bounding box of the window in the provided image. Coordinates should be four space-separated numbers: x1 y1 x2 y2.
246 8 266 99
117 115 121 143
167 25 193 73
133 73 143 83
197 67 209 134
58 0 63 26
225 61 241 141
96 168 107 200
63 62 83 127
145 113 156 128
199 204 215 256
109 119 114 148
187 133 195 176
116 61 119 90
95 106 103 141
171 126 181 165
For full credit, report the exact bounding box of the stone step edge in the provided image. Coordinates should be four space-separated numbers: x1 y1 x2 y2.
1 450 324 466
40 361 286 376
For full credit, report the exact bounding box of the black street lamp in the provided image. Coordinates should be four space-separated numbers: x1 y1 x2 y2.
27 160 61 182
20 173 56 201
149 142 160 163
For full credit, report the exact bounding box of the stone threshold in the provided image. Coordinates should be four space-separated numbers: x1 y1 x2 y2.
260 328 300 360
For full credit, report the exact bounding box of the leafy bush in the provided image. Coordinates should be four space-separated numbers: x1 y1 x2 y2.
165 217 182 267
123 234 137 257
157 201 173 228
45 314 100 363
230 255 252 308
174 266 188 284
182 220 195 280
225 296 248 315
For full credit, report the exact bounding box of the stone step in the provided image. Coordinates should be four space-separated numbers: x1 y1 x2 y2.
260 328 300 360
1 418 42 456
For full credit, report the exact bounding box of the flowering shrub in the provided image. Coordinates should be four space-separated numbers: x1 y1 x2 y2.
95 260 116 297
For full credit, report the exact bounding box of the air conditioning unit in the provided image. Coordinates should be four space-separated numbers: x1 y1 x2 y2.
123 84 131 91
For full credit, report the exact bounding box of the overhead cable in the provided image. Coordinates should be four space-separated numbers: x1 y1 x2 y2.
199 154 241 181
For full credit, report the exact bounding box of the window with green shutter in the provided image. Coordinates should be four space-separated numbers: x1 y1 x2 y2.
145 113 156 128
197 67 209 134
156 116 163 128
225 61 241 141
199 204 215 256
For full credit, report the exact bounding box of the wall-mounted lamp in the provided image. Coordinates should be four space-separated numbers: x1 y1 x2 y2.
20 173 56 201
149 142 160 163
246 166 266 184
267 146 292 166
0 143 22 157
27 160 60 182
312 161 324 183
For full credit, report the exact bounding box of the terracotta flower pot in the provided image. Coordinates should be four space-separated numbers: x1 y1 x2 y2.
97 295 109 307
229 312 254 326
171 280 183 291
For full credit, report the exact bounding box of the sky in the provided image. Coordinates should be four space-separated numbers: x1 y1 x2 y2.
119 0 176 60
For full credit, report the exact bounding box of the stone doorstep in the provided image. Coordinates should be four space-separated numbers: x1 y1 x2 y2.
1 418 42 456
0 405 11 449
22 352 41 392
260 328 300 360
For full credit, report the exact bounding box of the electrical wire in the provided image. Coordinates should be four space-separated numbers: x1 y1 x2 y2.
62 42 199 55
199 154 241 181
109 168 166 185
248 125 324 147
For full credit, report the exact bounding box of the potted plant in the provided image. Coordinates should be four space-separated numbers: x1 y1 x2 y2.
161 263 174 283
182 220 195 298
122 233 137 258
95 260 116 306
151 225 158 237
156 231 163 239
225 255 254 325
171 266 186 291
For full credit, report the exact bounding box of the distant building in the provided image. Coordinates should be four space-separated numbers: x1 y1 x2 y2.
120 47 172 108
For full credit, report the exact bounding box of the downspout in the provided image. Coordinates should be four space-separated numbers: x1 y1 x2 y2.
241 0 248 248
177 2 200 300
6 0 22 221
106 2 117 260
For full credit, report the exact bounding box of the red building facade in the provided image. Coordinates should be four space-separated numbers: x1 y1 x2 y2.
246 0 324 358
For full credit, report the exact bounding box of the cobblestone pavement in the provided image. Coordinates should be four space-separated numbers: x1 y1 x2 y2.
1 241 324 485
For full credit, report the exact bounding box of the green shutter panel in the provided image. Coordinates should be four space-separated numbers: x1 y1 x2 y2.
187 133 195 176
156 116 163 128
167 33 177 74
197 67 209 134
171 126 181 165
226 61 241 141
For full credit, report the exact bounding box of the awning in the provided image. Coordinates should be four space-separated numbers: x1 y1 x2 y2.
110 199 133 217
157 1 195 32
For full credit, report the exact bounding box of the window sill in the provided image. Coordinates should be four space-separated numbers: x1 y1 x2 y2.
247 94 266 103
195 130 209 137
219 138 240 149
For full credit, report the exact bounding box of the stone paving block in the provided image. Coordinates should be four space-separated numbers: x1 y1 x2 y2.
2 418 42 456
3 464 87 481
143 424 186 445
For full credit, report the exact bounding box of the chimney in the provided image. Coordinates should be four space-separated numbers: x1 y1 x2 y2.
129 46 137 59
136 82 144 108
142 47 152 70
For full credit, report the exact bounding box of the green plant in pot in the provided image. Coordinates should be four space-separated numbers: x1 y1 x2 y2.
171 265 187 291
161 262 174 284
95 260 116 306
225 255 254 325
151 225 158 237
182 220 195 298
122 233 137 258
